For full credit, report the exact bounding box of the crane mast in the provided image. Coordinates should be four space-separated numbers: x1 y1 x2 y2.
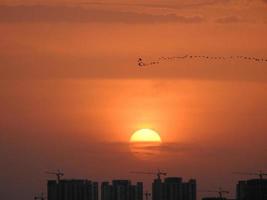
45 169 64 183
234 170 267 180
130 169 167 181
200 188 229 199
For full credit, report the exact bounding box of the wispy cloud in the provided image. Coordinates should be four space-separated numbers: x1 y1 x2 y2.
129 142 194 155
81 0 231 10
0 5 204 24
215 15 245 23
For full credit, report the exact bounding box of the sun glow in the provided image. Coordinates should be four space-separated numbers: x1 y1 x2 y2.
130 129 162 143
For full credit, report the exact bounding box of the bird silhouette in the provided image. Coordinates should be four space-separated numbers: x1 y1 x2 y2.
137 54 267 67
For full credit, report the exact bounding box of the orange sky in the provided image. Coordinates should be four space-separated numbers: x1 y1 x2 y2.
1 0 267 199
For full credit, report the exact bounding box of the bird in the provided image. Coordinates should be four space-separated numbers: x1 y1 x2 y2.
138 58 145 67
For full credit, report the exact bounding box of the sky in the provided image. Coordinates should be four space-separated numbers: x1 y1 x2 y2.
1 0 267 199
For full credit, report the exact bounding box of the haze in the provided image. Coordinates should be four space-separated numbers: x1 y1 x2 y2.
1 0 267 199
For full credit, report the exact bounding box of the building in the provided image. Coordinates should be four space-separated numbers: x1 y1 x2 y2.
101 180 143 200
202 198 238 200
236 179 267 200
152 177 196 200
202 198 226 200
202 198 236 200
47 179 98 200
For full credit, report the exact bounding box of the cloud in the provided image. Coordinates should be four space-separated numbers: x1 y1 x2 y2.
81 0 231 10
130 142 193 154
215 15 245 23
0 5 204 24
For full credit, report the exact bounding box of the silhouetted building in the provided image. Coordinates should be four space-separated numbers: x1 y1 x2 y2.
152 177 196 200
101 180 143 200
202 198 236 200
47 179 98 200
202 198 230 200
202 198 226 200
236 179 267 200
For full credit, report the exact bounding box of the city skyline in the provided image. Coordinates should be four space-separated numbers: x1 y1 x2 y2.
42 174 267 200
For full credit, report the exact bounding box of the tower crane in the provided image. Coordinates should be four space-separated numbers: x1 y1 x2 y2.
34 193 46 200
200 188 229 199
130 169 167 181
233 170 267 180
45 169 64 182
234 170 267 200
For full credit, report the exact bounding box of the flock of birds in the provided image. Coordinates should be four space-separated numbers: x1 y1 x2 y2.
137 55 267 67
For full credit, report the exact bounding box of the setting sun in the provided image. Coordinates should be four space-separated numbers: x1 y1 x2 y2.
130 129 162 143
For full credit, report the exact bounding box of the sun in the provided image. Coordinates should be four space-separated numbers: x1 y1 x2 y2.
130 129 162 143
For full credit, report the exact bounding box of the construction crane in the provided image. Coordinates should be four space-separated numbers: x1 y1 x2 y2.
234 170 267 200
144 191 151 200
130 169 167 181
233 170 267 180
45 169 64 182
34 193 46 200
200 188 229 199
